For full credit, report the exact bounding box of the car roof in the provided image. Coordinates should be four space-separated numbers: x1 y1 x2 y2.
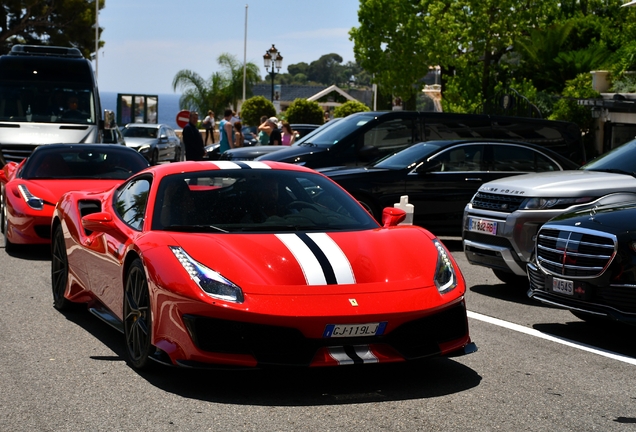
125 123 169 128
139 160 320 177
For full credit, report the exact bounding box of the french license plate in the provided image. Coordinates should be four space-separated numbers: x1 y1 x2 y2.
552 277 573 295
468 217 498 235
323 322 387 338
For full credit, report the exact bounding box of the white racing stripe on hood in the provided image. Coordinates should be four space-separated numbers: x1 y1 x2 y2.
307 232 355 284
276 233 327 285
276 233 355 285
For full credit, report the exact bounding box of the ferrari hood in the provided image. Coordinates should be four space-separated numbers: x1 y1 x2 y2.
159 228 440 295
478 170 636 197
16 179 121 205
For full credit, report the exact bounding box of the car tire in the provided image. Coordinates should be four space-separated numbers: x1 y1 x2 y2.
173 146 181 163
492 269 528 287
354 194 379 221
150 149 159 166
2 191 15 252
124 258 153 370
51 224 73 311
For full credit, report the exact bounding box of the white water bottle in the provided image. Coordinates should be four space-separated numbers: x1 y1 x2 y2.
394 195 414 225
26 105 32 121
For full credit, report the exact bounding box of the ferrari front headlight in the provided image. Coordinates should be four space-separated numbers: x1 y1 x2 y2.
433 239 457 294
170 246 244 303
17 184 44 210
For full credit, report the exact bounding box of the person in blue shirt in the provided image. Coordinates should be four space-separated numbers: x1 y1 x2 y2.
218 109 235 153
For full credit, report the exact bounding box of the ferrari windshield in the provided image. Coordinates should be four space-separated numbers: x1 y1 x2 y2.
152 169 379 232
22 146 148 180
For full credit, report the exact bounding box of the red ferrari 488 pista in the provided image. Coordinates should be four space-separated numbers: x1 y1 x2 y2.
51 160 476 369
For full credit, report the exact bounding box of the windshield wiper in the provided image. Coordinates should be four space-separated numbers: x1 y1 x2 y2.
164 224 228 233
238 224 300 232
588 168 636 178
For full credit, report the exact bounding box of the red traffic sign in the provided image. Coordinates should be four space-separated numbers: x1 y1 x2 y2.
176 110 190 129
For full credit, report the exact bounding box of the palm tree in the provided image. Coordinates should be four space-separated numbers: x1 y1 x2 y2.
217 53 260 110
172 70 227 117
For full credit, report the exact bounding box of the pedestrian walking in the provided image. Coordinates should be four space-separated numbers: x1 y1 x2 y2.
234 121 245 148
182 111 205 161
281 122 295 146
218 109 235 153
202 110 215 144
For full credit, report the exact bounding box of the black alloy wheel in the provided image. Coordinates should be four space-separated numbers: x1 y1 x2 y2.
150 149 159 166
51 224 72 310
173 146 181 162
124 259 153 369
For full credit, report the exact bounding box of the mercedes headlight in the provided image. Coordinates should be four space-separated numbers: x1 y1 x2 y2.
17 184 44 210
433 239 457 294
170 246 244 303
138 145 151 154
519 196 594 210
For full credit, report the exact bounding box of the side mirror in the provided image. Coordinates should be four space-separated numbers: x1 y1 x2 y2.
104 109 115 129
382 207 406 227
159 134 168 142
81 211 117 234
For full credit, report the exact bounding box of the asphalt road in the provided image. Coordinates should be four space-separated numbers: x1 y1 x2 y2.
1 234 635 431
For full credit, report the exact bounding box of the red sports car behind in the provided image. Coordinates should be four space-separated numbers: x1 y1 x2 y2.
52 160 476 369
0 143 148 252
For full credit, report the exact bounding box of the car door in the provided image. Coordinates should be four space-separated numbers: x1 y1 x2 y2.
84 177 151 319
331 113 420 167
405 143 489 234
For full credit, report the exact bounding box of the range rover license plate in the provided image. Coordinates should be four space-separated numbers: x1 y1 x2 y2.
552 277 573 295
469 217 497 235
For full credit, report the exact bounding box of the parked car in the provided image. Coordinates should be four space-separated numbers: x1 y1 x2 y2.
527 193 636 325
463 138 636 285
219 122 329 161
50 160 476 369
121 123 182 165
0 143 148 251
258 111 584 169
324 139 579 236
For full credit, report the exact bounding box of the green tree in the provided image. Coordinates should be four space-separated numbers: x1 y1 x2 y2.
284 99 324 125
172 70 226 117
333 100 370 118
1 0 104 57
217 53 260 110
308 54 346 85
240 96 276 126
287 62 308 77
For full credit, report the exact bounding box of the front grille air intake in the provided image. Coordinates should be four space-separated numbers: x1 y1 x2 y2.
536 225 616 278
471 192 526 213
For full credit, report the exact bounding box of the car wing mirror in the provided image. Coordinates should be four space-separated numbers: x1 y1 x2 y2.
382 207 406 227
82 211 118 234
104 109 115 129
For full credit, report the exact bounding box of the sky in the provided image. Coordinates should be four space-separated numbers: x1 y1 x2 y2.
96 0 361 95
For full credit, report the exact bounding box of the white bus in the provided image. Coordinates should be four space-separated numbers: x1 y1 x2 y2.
0 45 111 164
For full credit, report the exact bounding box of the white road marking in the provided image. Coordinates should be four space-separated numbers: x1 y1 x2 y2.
468 310 636 366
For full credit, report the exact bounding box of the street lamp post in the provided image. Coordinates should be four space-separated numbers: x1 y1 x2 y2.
263 44 283 102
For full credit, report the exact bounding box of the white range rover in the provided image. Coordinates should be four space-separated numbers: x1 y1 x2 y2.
462 139 636 284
